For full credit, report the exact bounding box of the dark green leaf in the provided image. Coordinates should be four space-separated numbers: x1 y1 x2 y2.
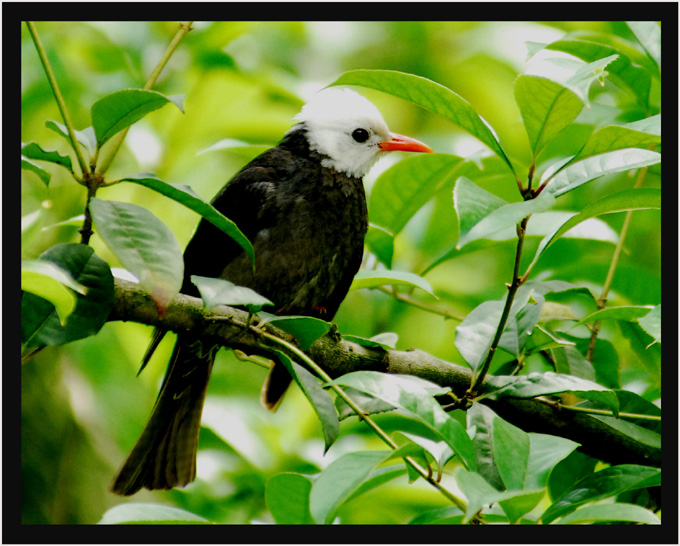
274 350 339 451
21 243 114 346
498 490 545 524
191 275 272 313
21 141 73 172
524 433 580 490
91 89 184 147
343 332 398 350
467 403 505 491
120 173 254 266
573 305 655 328
89 198 183 315
541 464 661 523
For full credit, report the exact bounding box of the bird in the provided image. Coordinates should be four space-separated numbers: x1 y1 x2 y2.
109 87 433 495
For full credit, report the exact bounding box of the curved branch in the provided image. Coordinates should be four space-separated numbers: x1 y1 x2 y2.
109 277 660 467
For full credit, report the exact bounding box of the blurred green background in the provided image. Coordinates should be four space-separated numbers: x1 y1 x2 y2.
20 21 660 524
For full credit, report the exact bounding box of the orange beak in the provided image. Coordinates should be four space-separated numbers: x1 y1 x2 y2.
379 132 433 154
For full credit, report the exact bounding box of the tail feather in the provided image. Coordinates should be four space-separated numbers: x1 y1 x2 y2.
110 335 217 496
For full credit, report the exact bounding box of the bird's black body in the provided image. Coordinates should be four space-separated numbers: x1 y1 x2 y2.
110 126 368 495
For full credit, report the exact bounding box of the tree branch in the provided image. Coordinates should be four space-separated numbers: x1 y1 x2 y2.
109 277 660 468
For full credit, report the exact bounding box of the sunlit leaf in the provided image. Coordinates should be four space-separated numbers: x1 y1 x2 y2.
330 69 516 175
98 503 211 524
542 148 661 197
89 198 183 315
514 75 583 158
369 153 464 234
265 473 314 524
21 141 73 172
350 269 436 297
91 89 184 147
637 304 660 344
191 275 272 313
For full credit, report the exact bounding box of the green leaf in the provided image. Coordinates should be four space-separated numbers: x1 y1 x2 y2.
627 21 661 70
98 503 211 525
329 372 477 471
527 188 661 273
369 153 464 234
454 468 534 523
191 275 273 313
573 305 655 328
492 415 530 491
21 261 84 326
89 198 183 315
589 414 660 450
120 173 254 266
485 372 619 416
467 403 505 491
638 304 660 344
21 157 51 186
542 148 661 197
563 54 619 103
45 120 96 156
557 502 660 525
573 118 660 163
343 332 398 350
514 75 583 158
273 350 339 451
21 141 73 172
365 224 394 268
541 464 660 524
265 473 314 524
524 433 580 490
264 316 331 351
542 38 653 107
21 243 114 346
309 450 398 524
454 177 556 248
329 69 516 175
498 490 545 524
350 269 435 297
91 89 184 148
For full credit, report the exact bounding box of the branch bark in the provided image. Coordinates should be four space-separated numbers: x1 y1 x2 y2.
109 277 660 467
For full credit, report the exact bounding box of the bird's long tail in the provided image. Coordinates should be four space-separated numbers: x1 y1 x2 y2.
110 334 217 496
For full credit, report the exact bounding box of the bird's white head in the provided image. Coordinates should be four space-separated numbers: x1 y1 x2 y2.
292 88 432 178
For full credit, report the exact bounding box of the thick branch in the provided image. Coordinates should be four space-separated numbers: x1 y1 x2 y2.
109 278 660 467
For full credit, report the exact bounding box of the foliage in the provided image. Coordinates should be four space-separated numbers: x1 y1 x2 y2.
20 21 662 527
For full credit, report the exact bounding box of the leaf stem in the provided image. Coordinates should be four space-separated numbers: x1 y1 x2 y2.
536 397 660 422
254 326 473 516
586 162 650 361
378 286 464 321
26 22 89 177
468 216 528 397
97 21 194 175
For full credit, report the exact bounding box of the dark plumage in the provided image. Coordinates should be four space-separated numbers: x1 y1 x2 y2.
110 89 432 495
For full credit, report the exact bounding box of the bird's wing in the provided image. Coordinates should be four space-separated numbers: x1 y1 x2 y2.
180 152 286 295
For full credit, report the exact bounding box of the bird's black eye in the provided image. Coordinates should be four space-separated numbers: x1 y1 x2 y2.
351 128 370 143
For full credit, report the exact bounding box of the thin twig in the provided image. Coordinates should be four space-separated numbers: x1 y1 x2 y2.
97 21 194 175
254 326 475 518
26 22 89 177
378 286 464 321
586 162 651 361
